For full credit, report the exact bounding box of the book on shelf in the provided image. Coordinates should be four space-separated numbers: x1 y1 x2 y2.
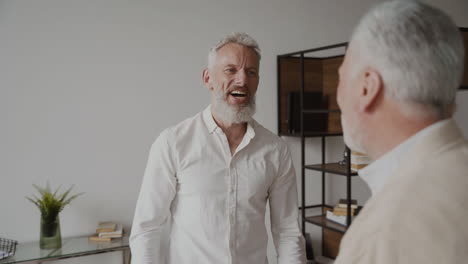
88 235 112 242
88 221 123 242
351 151 372 171
338 198 357 205
337 199 358 209
96 221 118 233
326 210 353 226
98 224 123 238
333 206 357 216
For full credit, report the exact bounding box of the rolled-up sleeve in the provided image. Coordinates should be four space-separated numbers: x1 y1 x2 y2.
130 129 177 264
269 142 306 264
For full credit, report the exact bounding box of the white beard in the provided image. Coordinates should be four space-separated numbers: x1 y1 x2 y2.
341 115 366 154
212 88 256 124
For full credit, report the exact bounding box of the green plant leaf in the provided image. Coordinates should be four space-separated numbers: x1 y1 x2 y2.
26 183 83 220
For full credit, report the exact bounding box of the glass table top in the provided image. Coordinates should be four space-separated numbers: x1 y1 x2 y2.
0 236 129 264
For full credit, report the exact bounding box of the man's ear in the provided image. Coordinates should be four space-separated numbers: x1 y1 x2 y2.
202 68 213 90
359 68 383 113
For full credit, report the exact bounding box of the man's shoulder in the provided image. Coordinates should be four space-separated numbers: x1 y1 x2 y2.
156 111 205 141
342 175 468 261
356 151 468 237
252 120 283 142
251 120 285 145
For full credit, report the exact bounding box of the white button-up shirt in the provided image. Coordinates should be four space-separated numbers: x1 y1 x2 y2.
130 106 306 264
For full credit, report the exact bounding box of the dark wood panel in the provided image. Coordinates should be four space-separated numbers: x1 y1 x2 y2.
279 57 323 134
322 56 344 132
322 207 344 259
323 228 344 259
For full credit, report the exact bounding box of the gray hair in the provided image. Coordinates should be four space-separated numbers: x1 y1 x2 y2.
207 32 261 69
350 0 464 118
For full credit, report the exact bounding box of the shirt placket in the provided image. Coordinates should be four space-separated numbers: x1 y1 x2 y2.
228 163 237 264
216 129 237 264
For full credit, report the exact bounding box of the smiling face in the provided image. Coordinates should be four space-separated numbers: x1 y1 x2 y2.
203 43 260 124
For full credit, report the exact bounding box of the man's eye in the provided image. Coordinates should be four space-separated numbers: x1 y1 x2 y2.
225 68 236 73
248 71 258 76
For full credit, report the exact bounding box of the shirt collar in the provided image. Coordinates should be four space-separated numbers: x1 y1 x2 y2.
202 105 256 140
359 119 450 195
202 105 218 134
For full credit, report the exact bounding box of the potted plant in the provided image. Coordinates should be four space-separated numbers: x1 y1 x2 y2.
26 183 83 249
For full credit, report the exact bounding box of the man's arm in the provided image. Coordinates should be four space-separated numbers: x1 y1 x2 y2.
269 143 306 264
130 129 177 264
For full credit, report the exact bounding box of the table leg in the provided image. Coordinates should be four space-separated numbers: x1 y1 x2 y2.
123 247 132 264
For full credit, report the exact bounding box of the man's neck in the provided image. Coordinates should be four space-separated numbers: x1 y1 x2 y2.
212 112 248 155
367 113 440 160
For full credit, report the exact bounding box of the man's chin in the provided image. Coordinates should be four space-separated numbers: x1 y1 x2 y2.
225 98 249 108
213 103 255 124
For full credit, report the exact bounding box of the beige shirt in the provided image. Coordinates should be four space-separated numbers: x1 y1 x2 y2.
335 119 468 264
359 120 450 196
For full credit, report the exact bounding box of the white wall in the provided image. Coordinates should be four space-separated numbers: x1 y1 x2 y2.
1 0 467 263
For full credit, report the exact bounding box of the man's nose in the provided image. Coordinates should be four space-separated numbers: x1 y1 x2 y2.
234 70 247 86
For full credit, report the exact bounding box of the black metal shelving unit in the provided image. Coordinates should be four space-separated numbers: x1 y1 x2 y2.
277 42 359 258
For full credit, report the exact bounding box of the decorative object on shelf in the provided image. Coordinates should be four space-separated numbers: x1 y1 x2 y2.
0 237 18 260
338 147 349 166
26 183 83 249
338 148 372 171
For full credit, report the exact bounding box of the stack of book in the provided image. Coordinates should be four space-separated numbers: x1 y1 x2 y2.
88 221 123 242
351 151 372 171
326 199 361 226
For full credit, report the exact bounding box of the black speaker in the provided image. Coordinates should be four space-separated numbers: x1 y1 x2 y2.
287 91 328 134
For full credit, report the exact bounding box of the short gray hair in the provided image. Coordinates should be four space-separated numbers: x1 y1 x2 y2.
350 0 464 118
207 32 261 69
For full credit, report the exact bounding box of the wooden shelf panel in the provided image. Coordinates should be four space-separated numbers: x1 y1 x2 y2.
305 163 358 176
305 215 347 234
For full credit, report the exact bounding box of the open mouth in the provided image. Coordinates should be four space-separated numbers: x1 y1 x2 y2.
230 90 247 98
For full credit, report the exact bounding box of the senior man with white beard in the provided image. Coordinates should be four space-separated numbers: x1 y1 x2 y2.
130 32 306 264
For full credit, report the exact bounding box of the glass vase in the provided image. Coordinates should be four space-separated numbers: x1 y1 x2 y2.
40 214 62 249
